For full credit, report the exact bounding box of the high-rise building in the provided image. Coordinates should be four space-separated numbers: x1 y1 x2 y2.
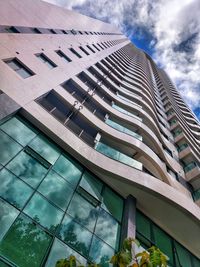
0 0 200 266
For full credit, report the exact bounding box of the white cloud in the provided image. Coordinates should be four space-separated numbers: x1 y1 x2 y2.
44 0 200 116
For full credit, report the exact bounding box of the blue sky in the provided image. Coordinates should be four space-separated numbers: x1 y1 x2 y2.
45 0 200 121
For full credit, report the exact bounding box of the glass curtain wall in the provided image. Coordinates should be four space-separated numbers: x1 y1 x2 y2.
0 116 124 267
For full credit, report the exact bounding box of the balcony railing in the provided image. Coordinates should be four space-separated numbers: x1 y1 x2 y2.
105 118 142 141
178 143 188 153
173 129 182 137
112 103 142 122
184 161 199 173
95 141 143 170
193 188 200 201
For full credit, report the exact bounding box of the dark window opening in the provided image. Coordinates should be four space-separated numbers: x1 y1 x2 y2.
79 46 90 56
36 53 57 69
69 48 82 58
56 50 72 63
4 58 34 78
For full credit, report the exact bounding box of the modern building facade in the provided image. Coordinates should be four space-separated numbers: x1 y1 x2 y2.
0 0 200 266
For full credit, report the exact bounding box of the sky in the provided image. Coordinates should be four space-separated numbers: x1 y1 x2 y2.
45 0 200 121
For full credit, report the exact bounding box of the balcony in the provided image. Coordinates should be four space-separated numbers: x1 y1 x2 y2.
169 120 178 131
167 112 176 121
95 141 143 170
178 144 192 159
105 118 143 141
185 162 200 187
112 103 142 122
173 130 184 143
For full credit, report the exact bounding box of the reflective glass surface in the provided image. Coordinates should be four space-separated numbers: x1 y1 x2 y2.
0 117 37 146
53 154 83 187
0 260 9 266
24 192 63 233
101 187 123 222
6 151 48 188
45 238 87 267
67 193 98 231
0 199 19 241
79 171 103 200
58 214 93 257
95 209 120 250
95 142 142 170
89 236 114 267
0 130 22 165
29 135 61 164
0 168 33 209
153 225 174 265
0 214 52 267
38 169 74 210
175 242 192 267
136 212 151 241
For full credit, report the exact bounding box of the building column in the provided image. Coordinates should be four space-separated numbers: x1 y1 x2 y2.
0 92 20 121
121 195 137 244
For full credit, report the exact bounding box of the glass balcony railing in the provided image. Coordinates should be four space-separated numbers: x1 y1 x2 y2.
105 118 142 141
117 93 142 108
178 143 188 153
193 188 200 201
169 119 177 126
166 111 174 117
173 129 182 137
95 141 143 170
184 161 199 173
112 103 142 122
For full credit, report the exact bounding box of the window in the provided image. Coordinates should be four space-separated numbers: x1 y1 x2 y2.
32 27 41 34
86 45 95 53
49 29 56 34
79 46 90 55
36 53 57 69
92 44 100 51
6 26 20 33
69 47 82 58
56 50 72 63
4 58 34 78
0 214 52 267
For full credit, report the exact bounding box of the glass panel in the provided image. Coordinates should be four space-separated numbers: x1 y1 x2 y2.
0 214 52 267
95 142 142 170
101 187 123 222
0 117 37 146
184 162 197 173
0 199 19 241
136 212 151 241
23 192 63 233
79 171 103 200
67 193 98 231
95 209 120 250
89 236 114 267
0 259 9 266
16 68 32 79
0 130 22 165
38 169 74 210
0 168 33 209
53 154 83 187
193 256 200 267
45 238 87 267
95 142 119 160
6 151 48 188
175 241 192 267
29 135 61 164
58 214 92 257
153 225 174 266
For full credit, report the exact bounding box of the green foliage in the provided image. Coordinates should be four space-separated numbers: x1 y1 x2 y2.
55 238 168 267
